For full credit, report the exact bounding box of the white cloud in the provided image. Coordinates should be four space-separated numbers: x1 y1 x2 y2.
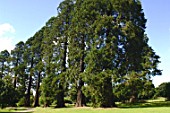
0 23 15 52
0 23 15 36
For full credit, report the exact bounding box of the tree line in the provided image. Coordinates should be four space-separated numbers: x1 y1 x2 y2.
0 0 161 108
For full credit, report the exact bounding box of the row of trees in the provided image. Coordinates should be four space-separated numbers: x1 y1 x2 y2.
0 0 161 108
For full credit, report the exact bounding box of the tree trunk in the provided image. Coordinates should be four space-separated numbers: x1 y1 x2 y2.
55 40 68 108
25 75 32 107
129 84 138 103
75 39 86 107
101 77 117 107
25 57 33 107
33 71 41 107
129 95 137 103
75 79 86 107
13 75 17 88
56 85 65 108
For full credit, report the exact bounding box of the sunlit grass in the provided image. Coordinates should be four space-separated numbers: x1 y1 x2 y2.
33 107 170 113
117 97 170 108
147 97 166 102
1 97 170 113
1 107 170 113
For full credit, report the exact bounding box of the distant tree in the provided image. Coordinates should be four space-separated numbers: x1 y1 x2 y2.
155 82 170 101
114 73 155 103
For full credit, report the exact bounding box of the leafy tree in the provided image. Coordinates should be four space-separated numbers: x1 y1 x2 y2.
114 72 155 103
0 76 18 108
155 82 170 101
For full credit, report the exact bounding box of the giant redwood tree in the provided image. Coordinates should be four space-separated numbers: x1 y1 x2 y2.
67 0 161 107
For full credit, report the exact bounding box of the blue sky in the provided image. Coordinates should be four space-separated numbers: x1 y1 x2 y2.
0 0 169 87
0 0 62 49
141 0 170 86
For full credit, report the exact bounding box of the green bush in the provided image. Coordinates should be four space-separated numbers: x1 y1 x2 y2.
17 97 26 107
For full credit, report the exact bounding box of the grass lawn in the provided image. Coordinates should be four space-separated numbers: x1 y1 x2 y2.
1 107 170 113
33 107 170 113
1 98 170 113
33 99 170 113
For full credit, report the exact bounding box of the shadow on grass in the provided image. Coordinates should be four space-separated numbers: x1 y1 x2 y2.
118 101 170 108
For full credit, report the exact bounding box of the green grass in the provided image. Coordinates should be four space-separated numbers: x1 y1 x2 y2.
1 98 170 113
1 107 170 113
33 107 170 113
118 99 170 108
33 98 170 113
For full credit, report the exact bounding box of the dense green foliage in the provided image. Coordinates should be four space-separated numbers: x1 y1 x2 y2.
155 82 170 100
0 0 162 108
0 76 18 108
